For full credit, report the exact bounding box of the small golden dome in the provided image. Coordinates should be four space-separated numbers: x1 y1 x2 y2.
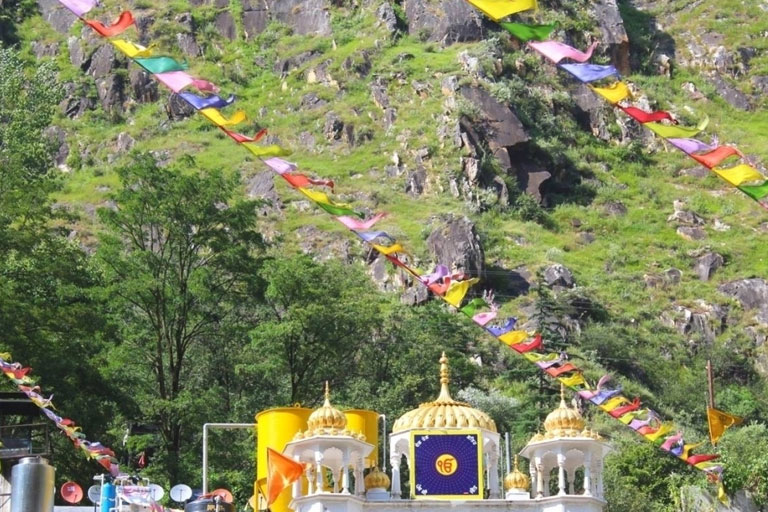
364 467 391 490
543 385 585 438
392 353 497 433
305 382 347 435
504 456 530 491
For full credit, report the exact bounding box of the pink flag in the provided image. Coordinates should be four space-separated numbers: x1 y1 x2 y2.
58 0 99 17
528 40 599 64
661 432 683 452
473 311 497 326
263 157 297 175
336 213 385 230
154 72 219 94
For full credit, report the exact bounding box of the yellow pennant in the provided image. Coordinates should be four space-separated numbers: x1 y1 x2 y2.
558 373 586 388
241 143 292 158
599 396 629 412
200 108 246 127
371 243 406 256
523 352 560 363
707 407 744 445
498 330 528 346
644 423 674 442
298 187 352 209
110 39 153 58
443 278 480 307
465 0 537 21
713 164 764 186
590 81 631 104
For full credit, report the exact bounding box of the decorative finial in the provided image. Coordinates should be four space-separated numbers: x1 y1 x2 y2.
437 352 453 401
514 455 519 471
324 381 331 404
560 383 566 406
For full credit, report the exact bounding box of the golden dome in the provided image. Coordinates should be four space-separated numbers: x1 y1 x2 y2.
542 385 585 438
364 466 391 490
392 353 497 433
504 456 530 491
302 382 347 436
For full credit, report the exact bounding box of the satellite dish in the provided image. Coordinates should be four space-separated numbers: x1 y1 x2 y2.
170 484 193 503
61 481 83 504
149 484 165 500
87 485 102 505
211 488 234 503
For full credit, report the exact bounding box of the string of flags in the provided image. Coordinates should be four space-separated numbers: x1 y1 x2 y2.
28 0 747 499
479 0 768 211
0 353 120 475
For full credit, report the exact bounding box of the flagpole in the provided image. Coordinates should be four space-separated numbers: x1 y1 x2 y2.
706 359 715 409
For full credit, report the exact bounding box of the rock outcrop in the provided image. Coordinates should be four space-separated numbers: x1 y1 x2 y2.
426 216 485 279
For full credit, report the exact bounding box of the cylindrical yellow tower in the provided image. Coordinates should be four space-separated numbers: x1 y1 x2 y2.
344 410 379 468
254 406 311 512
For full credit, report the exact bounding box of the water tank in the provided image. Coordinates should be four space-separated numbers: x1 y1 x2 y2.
254 406 311 512
344 410 379 468
10 456 54 512
184 498 234 512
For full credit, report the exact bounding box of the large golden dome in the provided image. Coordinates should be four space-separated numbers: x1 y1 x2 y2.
392 353 497 433
542 385 585 437
295 382 366 439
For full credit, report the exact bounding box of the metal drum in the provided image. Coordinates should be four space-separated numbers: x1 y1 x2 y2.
10 456 55 512
184 498 234 512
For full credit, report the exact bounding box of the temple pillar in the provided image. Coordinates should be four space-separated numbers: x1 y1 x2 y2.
557 453 566 496
390 454 402 499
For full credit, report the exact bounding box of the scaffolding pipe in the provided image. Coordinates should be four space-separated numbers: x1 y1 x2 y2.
202 423 256 494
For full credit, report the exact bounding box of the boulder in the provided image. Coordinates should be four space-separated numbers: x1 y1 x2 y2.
694 252 724 282
377 3 399 35
245 171 282 215
44 126 69 168
32 41 58 58
269 0 332 36
677 226 707 241
323 112 344 142
116 132 135 154
87 44 118 79
167 94 196 120
215 11 237 40
37 0 77 33
370 80 390 110
60 82 94 119
570 82 612 140
460 86 529 149
542 264 575 289
177 33 201 57
661 301 727 343
426 216 485 278
603 201 627 216
404 0 485 44
718 279 768 310
68 37 89 70
95 75 125 112
707 73 751 111
592 0 630 75
129 69 159 103
405 168 426 196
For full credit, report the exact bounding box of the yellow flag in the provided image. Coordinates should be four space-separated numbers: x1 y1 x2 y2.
200 108 246 127
465 0 536 21
590 81 631 104
371 243 406 256
298 187 352 210
443 278 480 307
498 330 528 346
0 352 10 360
707 407 744 445
559 373 586 388
681 441 704 460
713 164 764 186
644 423 674 442
645 117 709 139
599 396 629 412
523 352 560 363
111 39 153 58
241 143 292 158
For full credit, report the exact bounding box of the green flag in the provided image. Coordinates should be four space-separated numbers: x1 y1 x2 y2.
315 202 364 218
460 298 488 317
739 180 768 201
134 56 189 74
500 22 556 42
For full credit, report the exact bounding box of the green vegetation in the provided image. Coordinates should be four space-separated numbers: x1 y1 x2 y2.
1 0 768 508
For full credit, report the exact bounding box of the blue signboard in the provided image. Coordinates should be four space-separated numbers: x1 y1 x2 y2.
410 430 484 499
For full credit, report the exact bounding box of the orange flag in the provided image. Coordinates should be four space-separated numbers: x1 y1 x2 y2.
707 407 744 445
266 448 306 505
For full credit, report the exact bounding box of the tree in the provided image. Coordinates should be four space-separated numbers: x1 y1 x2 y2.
97 154 266 481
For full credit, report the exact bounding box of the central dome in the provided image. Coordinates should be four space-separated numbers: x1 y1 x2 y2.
392 352 497 433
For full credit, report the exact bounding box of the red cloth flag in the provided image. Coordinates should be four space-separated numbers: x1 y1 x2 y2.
510 333 543 354
690 146 743 169
545 362 578 377
609 397 641 418
84 11 135 37
267 448 306 505
223 128 267 143
280 173 334 191
620 106 675 124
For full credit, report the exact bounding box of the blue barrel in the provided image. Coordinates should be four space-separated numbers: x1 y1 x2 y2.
100 482 116 512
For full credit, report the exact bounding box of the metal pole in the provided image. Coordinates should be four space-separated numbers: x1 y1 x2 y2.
505 432 510 474
379 415 386 471
706 359 715 409
202 423 256 494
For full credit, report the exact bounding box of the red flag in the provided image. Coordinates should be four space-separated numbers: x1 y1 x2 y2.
620 106 675 124
690 146 743 169
545 362 578 377
223 128 267 143
510 333 543 353
686 454 720 466
280 173 334 191
267 448 306 505
609 397 641 418
84 11 135 37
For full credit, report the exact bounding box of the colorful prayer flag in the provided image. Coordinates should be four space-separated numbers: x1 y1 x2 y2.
111 39 153 58
498 330 528 346
738 180 768 201
443 278 480 307
590 81 631 104
179 92 235 110
620 106 675 124
298 187 361 217
645 117 709 139
336 213 385 231
263 157 297 175
558 372 586 388
135 56 189 74
499 22 555 42
560 63 619 83
529 40 598 64
242 143 292 158
713 163 764 186
223 128 267 143
154 71 218 93
465 0 537 22
200 108 246 127
666 138 715 154
57 0 100 17
707 407 744 445
84 11 134 37
689 146 742 169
